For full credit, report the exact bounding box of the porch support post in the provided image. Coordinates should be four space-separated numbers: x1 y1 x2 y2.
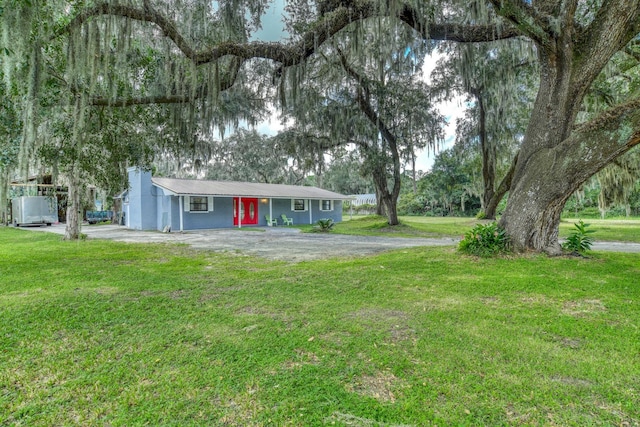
269 198 273 223
238 196 242 228
179 196 184 232
308 199 312 224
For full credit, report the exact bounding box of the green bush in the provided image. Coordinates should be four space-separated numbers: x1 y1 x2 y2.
313 218 335 232
562 220 595 253
397 193 427 215
458 222 510 257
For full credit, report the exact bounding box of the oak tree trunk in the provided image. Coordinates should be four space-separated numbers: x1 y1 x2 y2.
499 41 640 253
476 92 497 217
375 187 385 216
64 166 82 240
484 153 517 219
371 161 400 225
499 40 585 253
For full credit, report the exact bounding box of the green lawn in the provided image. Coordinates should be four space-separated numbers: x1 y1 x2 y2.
559 218 640 243
335 215 479 238
1 227 639 425
336 215 640 243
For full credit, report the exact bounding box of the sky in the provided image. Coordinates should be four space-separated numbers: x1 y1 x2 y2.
251 0 288 42
417 54 464 171
249 1 464 172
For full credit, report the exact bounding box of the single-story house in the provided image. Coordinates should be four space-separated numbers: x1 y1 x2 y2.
122 168 352 231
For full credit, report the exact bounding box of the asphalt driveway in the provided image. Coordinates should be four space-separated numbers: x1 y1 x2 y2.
25 224 459 262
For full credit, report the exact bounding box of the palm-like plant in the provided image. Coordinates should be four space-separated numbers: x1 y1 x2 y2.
315 218 335 232
562 220 595 253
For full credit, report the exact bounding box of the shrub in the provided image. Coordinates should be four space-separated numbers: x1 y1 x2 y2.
313 218 335 232
562 220 595 253
397 193 427 215
458 222 509 257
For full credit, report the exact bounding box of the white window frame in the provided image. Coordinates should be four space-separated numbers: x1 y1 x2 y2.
184 196 214 213
320 200 334 212
291 198 307 212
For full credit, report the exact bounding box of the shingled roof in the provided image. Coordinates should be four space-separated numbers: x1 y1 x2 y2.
152 177 352 200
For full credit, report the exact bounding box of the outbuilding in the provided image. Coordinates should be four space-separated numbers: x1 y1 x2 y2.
123 168 351 231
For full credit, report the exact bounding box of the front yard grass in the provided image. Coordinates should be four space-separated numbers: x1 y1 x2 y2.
1 227 639 425
559 217 640 243
334 215 479 238
337 215 640 243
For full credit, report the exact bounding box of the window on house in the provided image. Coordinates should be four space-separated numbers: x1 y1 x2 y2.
188 196 210 212
190 196 208 212
320 200 333 211
292 199 307 211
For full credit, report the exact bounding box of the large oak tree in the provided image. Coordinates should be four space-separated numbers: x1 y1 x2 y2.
2 0 640 252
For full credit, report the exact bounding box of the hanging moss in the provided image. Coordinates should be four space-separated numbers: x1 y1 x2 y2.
597 150 640 215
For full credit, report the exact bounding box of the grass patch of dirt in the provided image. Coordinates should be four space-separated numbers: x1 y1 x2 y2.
346 370 407 403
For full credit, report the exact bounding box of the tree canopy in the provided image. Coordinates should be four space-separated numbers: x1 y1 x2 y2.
2 0 640 251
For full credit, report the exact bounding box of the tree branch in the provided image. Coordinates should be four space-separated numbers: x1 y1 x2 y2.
275 129 344 151
55 0 526 110
56 2 378 66
576 97 640 134
56 3 198 60
397 4 522 42
86 56 243 106
486 0 554 51
576 0 640 78
624 44 640 62
558 0 580 35
557 97 640 184
484 151 518 219
342 64 403 200
57 0 523 71
90 94 192 106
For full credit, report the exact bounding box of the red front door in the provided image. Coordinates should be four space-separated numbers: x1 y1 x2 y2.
233 198 259 226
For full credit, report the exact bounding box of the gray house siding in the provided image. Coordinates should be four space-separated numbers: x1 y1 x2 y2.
176 197 235 230
268 198 342 225
127 168 157 230
157 191 172 231
170 197 181 230
310 199 342 224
